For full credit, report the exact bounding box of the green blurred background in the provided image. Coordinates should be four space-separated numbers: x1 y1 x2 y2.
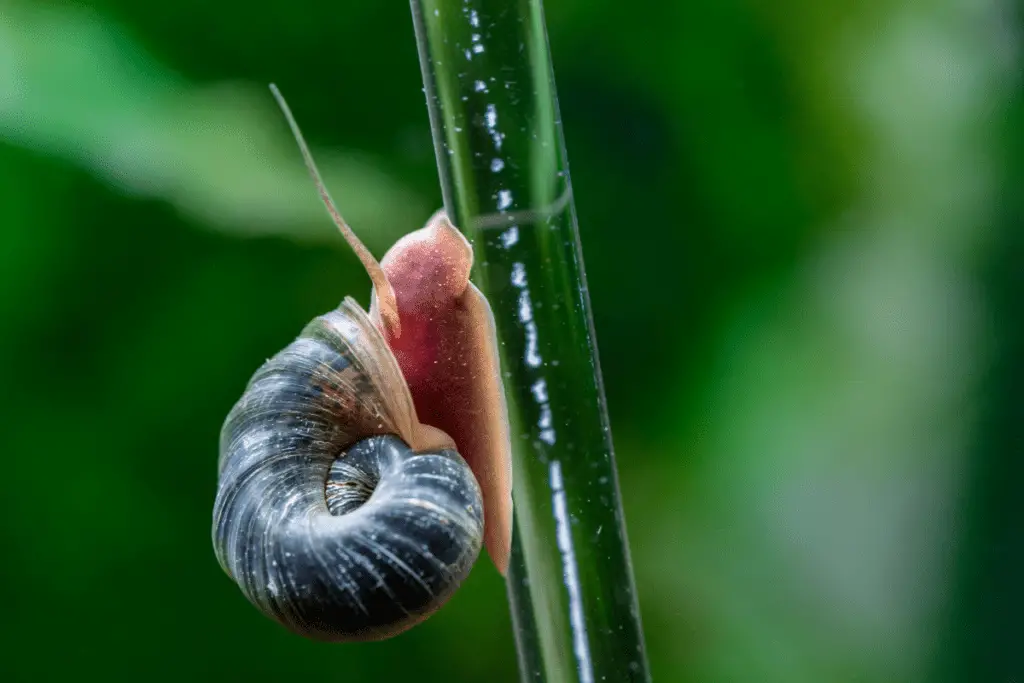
1 0 1021 680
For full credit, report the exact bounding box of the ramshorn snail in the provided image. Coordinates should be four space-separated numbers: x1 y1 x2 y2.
212 85 513 642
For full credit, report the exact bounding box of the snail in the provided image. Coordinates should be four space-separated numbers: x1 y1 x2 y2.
212 84 513 642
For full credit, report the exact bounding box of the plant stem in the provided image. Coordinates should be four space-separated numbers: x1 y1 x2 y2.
409 2 651 682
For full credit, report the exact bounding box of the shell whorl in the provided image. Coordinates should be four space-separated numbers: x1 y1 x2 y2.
212 298 485 642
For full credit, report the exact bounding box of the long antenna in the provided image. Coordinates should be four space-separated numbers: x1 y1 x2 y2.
269 83 401 339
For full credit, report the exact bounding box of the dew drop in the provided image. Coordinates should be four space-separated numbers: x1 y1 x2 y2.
497 189 512 210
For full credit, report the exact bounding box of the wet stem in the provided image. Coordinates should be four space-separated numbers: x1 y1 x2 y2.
409 1 652 682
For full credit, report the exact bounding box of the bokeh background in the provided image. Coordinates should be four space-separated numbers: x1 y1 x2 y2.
1 0 1021 681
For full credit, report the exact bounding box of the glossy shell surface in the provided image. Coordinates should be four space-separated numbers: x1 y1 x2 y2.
212 298 484 641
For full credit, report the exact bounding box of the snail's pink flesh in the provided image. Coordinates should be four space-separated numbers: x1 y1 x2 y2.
370 211 513 576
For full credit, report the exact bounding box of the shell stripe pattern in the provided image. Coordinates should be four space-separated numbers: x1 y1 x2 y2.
213 297 484 641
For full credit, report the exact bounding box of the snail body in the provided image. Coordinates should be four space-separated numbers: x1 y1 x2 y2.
212 86 512 642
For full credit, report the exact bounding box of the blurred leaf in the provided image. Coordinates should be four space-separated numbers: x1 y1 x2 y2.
629 2 1013 682
0 1 430 247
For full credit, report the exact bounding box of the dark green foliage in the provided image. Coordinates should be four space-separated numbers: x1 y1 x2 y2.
0 0 1019 681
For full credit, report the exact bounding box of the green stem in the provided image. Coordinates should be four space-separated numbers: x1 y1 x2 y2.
409 2 651 682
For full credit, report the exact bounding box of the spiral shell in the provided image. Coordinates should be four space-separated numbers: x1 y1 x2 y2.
212 297 485 641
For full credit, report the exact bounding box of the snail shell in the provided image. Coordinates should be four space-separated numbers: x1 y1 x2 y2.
212 297 485 642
